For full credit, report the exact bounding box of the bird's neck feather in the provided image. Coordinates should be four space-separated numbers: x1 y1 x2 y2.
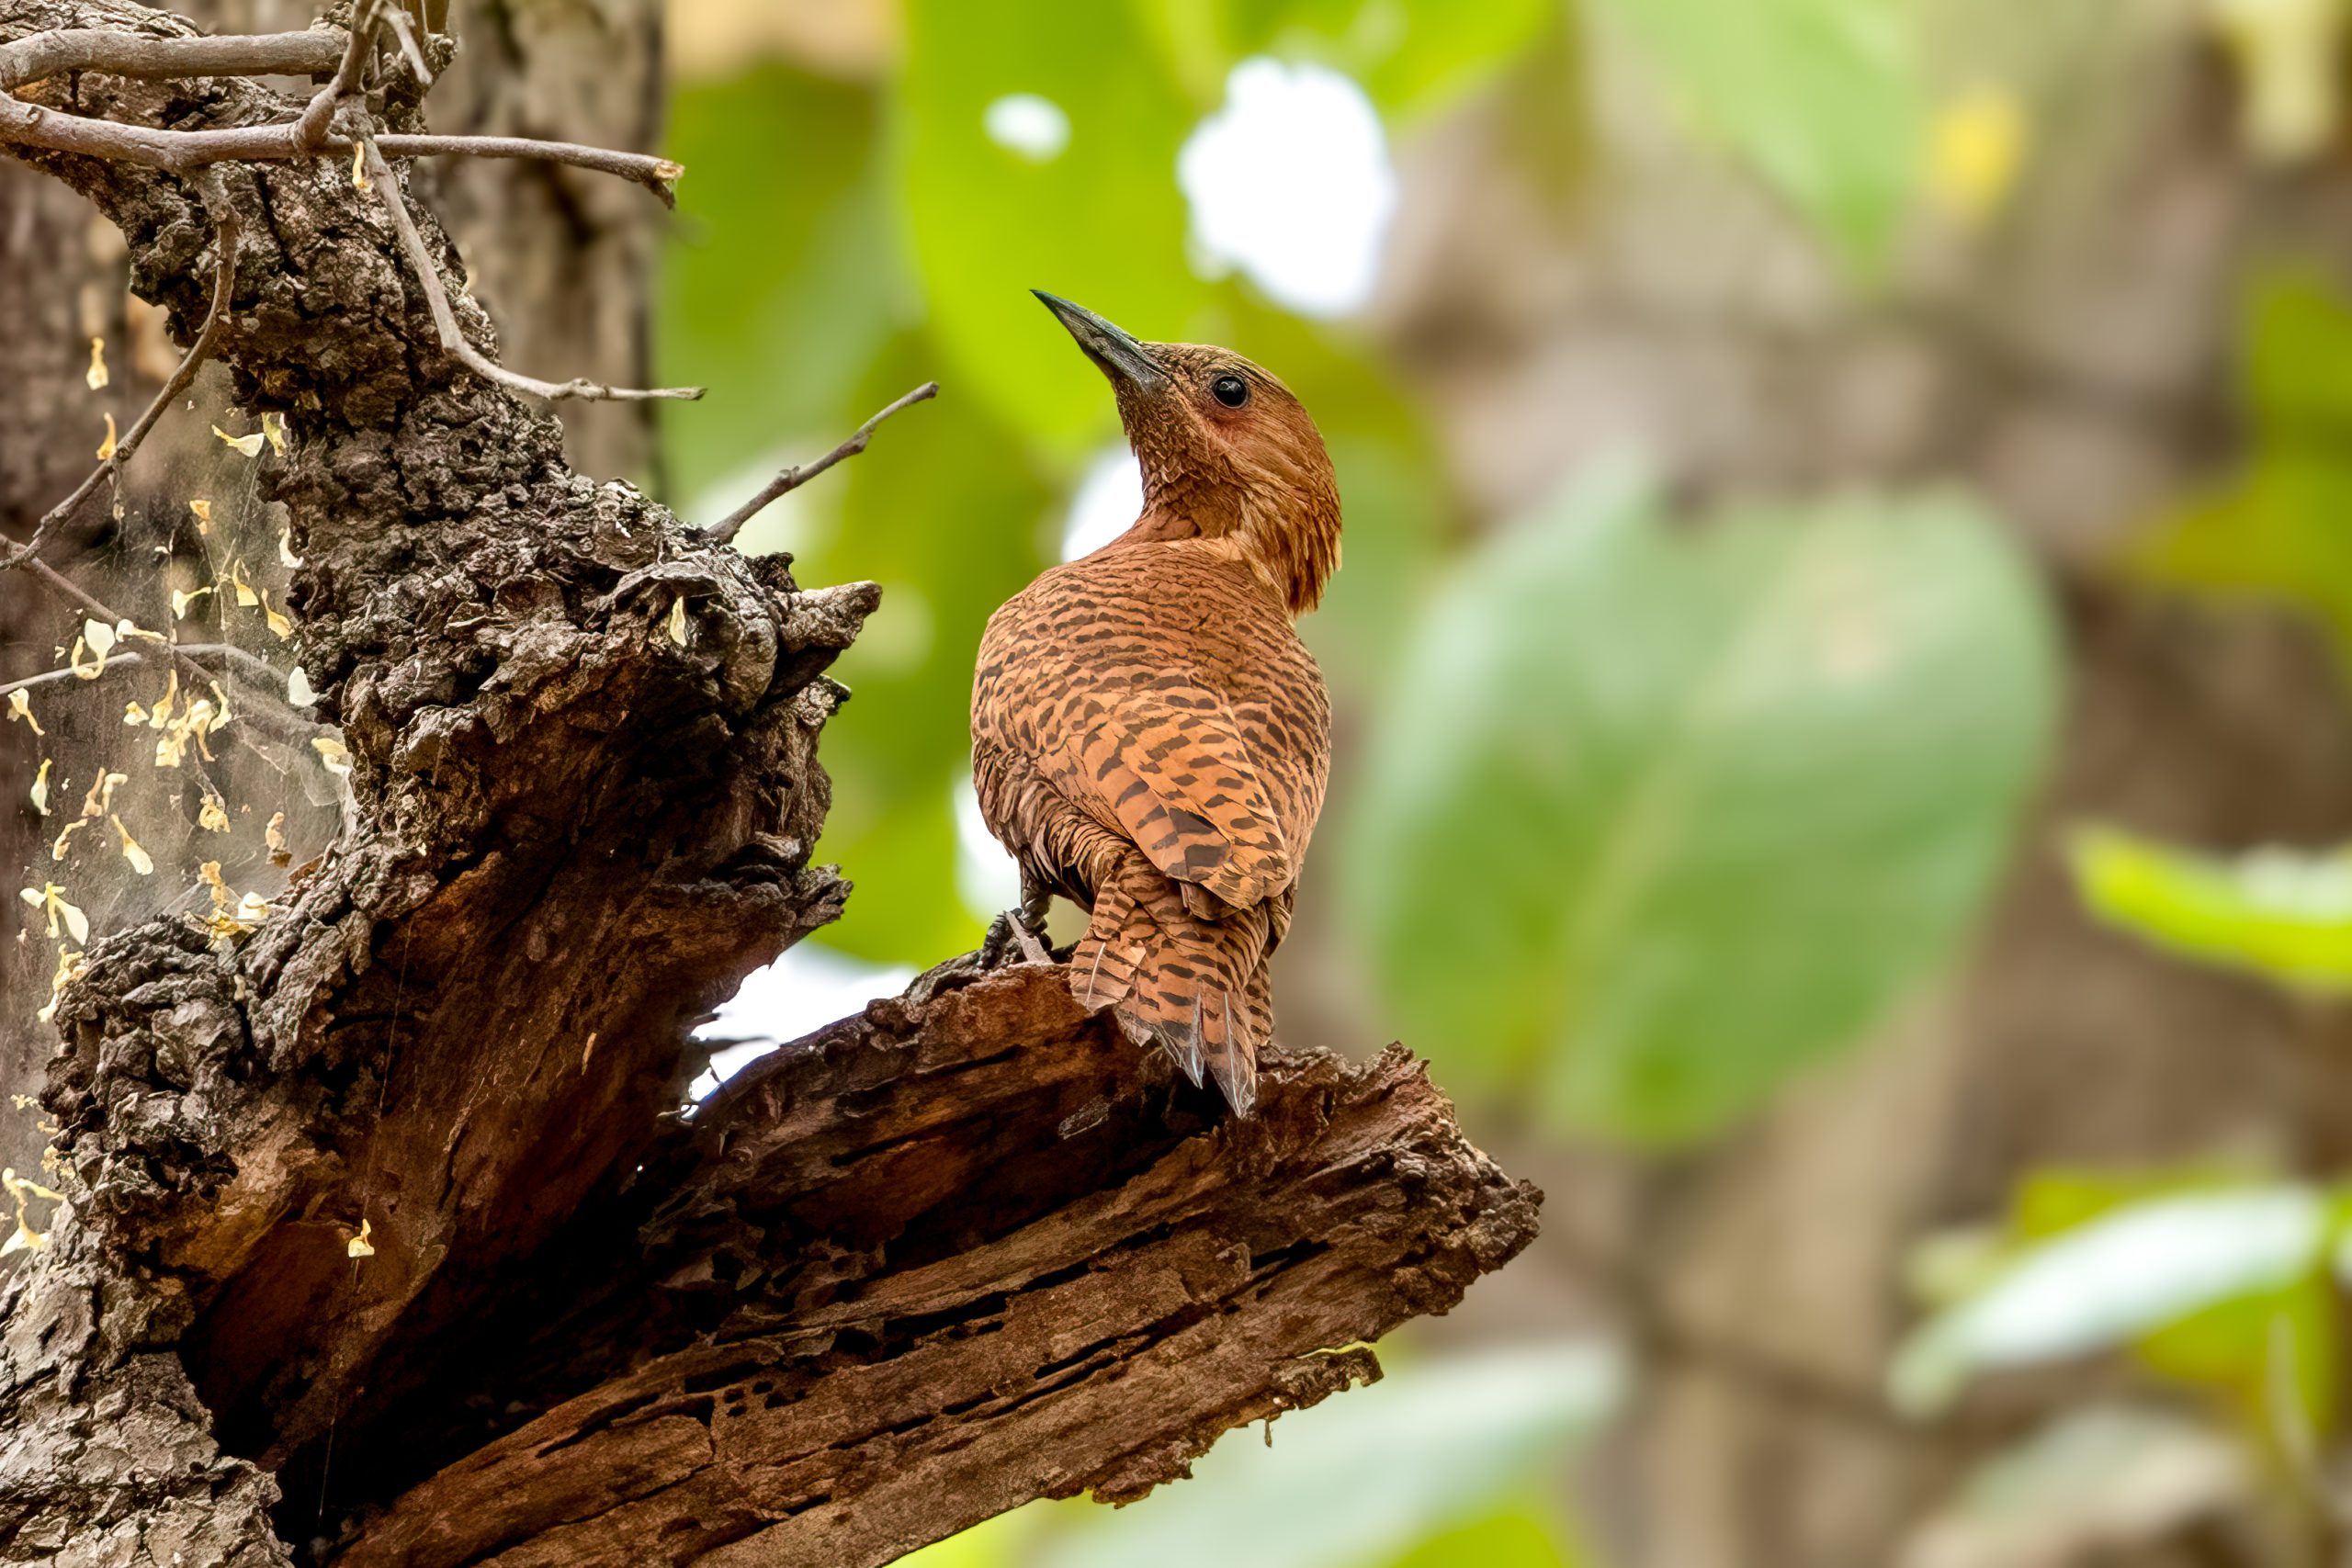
1133 472 1340 616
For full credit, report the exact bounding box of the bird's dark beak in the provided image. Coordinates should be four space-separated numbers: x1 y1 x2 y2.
1033 290 1170 394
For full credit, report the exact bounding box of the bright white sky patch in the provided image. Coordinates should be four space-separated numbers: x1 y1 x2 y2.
984 93 1070 162
691 943 915 1101
1060 446 1142 561
1177 58 1397 318
954 773 1023 921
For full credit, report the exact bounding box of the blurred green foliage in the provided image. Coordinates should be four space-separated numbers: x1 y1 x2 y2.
2070 827 2352 989
1342 465 2056 1143
1893 1173 2349 1457
2138 268 2352 671
1594 0 1923 266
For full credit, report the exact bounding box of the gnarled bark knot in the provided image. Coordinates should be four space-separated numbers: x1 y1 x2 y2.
0 0 1539 1561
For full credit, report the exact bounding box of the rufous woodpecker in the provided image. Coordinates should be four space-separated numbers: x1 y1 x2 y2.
970 292 1340 1114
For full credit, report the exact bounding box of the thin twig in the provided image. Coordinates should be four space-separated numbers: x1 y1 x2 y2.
362 137 701 403
703 383 940 546
2 184 240 576
0 23 679 202
0 642 288 701
293 2 379 152
360 135 681 207
12 557 241 797
379 6 430 86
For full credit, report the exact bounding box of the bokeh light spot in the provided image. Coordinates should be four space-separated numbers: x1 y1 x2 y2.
1177 58 1397 317
984 93 1071 162
1058 446 1143 561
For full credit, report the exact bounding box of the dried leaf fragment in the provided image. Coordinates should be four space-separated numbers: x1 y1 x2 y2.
80 771 126 818
212 424 265 458
6 690 42 737
193 861 269 941
110 816 153 875
34 942 85 1027
18 884 89 944
1 1167 62 1257
189 498 213 534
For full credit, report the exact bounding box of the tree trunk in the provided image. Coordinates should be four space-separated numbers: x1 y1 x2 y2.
0 6 1535 1563
1 0 663 1237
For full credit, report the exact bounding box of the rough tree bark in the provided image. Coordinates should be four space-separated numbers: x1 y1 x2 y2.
0 5 1537 1564
0 0 664 1239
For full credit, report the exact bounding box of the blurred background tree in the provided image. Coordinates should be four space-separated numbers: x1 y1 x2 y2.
23 0 2352 1563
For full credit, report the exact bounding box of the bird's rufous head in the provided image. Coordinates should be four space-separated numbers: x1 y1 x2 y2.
1035 291 1340 615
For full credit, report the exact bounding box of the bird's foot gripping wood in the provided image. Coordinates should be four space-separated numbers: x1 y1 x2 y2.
981 880 1057 969
980 908 1055 969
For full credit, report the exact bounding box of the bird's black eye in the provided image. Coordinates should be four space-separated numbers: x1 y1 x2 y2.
1211 374 1250 408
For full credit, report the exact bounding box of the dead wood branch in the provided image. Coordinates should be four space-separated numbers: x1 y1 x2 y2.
326 963 1539 1568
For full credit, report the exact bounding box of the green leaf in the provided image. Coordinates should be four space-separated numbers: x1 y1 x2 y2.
898 0 1209 448
2135 270 2352 667
1889 1185 2330 1417
1035 1343 1622 1568
1343 465 2055 1145
2069 827 2352 990
1589 0 1924 268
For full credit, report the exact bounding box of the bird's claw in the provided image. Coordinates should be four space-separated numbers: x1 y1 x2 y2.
981 908 1055 970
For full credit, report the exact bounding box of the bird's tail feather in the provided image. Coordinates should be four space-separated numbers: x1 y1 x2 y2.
1069 856 1272 1115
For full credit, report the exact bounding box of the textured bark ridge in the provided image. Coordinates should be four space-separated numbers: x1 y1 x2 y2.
0 3 1537 1563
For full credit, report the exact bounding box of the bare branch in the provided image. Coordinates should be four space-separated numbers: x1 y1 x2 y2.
291 0 379 151
705 381 941 545
360 133 682 206
8 554 322 750
3 179 239 576
0 13 677 206
0 642 292 702
379 4 429 86
0 28 344 90
361 137 702 402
